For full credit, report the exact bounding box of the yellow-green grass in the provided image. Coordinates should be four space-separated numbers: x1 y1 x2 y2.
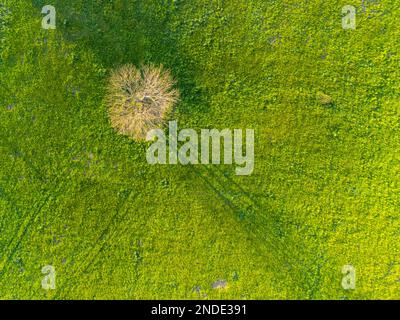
0 0 399 299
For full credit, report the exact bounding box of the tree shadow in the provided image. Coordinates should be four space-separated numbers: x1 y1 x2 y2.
32 0 211 116
30 0 325 298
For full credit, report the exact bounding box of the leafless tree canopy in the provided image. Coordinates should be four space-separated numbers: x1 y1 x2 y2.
107 64 180 141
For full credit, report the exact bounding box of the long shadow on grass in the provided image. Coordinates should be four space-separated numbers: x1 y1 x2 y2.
32 0 326 298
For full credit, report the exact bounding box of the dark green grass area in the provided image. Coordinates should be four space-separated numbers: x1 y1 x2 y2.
0 0 399 299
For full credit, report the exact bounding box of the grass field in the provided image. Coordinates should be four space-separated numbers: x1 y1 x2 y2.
0 0 399 299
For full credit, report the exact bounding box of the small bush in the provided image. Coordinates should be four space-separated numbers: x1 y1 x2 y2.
316 92 333 105
107 64 179 141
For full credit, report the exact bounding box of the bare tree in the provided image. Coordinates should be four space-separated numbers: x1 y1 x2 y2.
107 64 180 141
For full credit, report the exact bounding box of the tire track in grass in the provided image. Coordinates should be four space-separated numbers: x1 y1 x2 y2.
0 136 72 279
0 193 52 276
190 164 326 297
0 121 75 248
79 188 136 274
0 170 70 278
64 166 267 298
134 137 319 295
0 138 47 262
190 165 292 255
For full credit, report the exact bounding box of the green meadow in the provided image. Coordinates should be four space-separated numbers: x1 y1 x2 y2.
0 0 399 299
